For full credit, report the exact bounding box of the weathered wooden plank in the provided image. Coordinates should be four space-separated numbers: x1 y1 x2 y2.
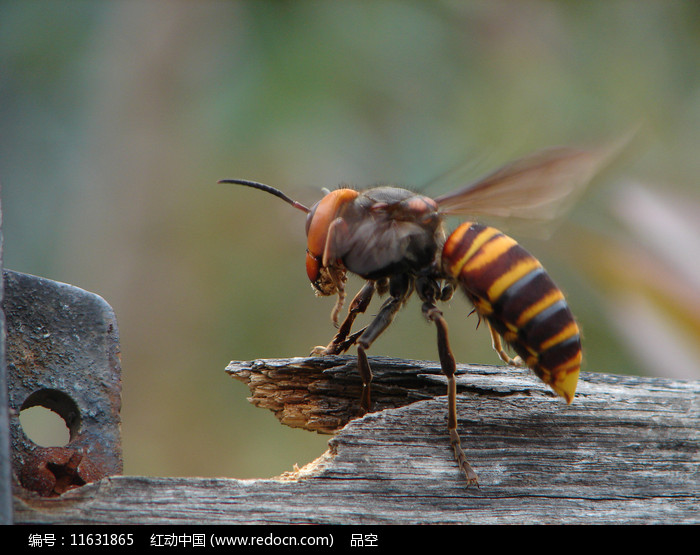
13 357 699 524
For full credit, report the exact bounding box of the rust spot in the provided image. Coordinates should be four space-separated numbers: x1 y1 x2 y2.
19 447 102 497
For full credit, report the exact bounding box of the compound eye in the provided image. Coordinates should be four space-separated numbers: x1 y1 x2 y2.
305 202 320 236
306 250 321 284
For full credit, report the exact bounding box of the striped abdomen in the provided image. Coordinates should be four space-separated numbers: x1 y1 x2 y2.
443 222 581 403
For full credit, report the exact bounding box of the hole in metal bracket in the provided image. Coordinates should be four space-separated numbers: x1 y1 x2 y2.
19 389 81 447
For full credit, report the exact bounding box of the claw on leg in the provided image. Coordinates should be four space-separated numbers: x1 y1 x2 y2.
311 327 367 357
450 428 479 487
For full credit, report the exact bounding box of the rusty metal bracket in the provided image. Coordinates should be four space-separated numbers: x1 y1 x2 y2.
3 270 122 498
0 205 10 523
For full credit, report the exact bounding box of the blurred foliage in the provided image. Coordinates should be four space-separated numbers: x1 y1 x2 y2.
1 0 698 479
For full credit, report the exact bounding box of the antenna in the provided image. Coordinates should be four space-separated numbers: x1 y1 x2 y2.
218 178 311 214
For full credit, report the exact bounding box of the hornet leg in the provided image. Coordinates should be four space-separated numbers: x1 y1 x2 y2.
355 275 412 413
487 321 523 367
417 276 478 486
311 281 376 356
423 304 479 486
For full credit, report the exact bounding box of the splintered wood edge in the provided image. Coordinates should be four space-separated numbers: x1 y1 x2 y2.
275 450 337 482
225 355 546 436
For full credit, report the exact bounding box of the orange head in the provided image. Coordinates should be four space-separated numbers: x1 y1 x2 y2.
304 189 358 293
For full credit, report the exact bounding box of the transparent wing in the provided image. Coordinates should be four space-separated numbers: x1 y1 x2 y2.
434 132 634 222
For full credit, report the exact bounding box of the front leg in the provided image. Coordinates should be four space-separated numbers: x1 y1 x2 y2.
311 281 376 356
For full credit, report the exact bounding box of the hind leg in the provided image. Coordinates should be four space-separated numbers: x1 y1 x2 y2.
422 302 479 486
417 276 478 486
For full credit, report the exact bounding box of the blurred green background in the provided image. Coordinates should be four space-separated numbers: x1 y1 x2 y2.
2 1 699 479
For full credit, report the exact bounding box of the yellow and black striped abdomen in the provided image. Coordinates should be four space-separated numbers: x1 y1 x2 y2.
443 222 581 403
